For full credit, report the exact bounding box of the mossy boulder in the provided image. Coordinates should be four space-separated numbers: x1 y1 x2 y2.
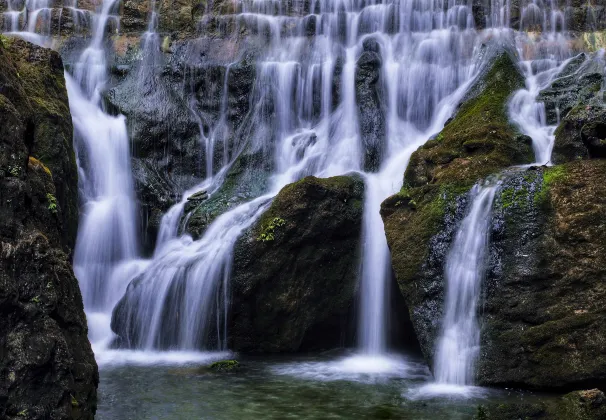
229 175 365 352
479 160 606 389
380 49 533 362
0 38 98 419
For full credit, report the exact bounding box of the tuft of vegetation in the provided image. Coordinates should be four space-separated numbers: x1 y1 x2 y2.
46 193 58 214
257 217 286 242
535 165 567 205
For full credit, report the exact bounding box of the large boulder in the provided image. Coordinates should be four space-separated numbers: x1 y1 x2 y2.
381 49 533 362
229 175 366 352
478 160 606 389
0 37 98 419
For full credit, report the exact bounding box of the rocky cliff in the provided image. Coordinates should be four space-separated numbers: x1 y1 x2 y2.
0 37 98 419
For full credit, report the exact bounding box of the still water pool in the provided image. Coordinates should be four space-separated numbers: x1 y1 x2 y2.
96 351 551 419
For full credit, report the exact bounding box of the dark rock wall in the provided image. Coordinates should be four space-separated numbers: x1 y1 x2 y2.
0 38 98 419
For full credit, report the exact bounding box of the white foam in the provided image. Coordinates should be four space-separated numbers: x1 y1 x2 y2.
94 349 232 368
272 353 430 382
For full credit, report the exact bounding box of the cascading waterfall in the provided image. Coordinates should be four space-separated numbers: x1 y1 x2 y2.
113 0 485 358
1 0 585 371
432 184 499 390
68 0 141 349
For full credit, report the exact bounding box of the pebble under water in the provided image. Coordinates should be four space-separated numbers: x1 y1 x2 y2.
97 353 558 419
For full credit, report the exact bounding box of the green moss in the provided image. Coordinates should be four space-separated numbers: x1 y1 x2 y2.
535 165 567 205
208 359 240 372
46 193 58 214
499 185 529 209
257 217 286 242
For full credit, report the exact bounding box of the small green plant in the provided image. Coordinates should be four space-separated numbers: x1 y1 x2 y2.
31 296 40 304
46 193 58 214
8 165 20 177
17 410 27 417
257 217 286 242
71 394 79 407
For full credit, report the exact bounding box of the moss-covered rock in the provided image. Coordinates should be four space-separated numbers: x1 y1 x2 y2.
380 49 533 361
479 160 606 389
207 359 240 372
479 388 606 419
229 175 365 352
1 38 79 251
0 38 98 420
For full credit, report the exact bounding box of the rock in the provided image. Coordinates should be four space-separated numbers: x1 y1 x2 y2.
381 48 533 362
356 47 385 172
228 175 365 352
479 388 606 419
537 52 603 127
207 359 240 372
181 148 272 240
553 99 606 163
478 160 606 389
0 38 98 419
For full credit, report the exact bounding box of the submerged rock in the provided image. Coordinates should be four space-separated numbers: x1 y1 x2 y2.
479 388 606 419
229 175 365 352
0 38 98 419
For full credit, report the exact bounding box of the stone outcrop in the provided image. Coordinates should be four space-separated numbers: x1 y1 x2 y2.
229 175 366 352
0 37 98 419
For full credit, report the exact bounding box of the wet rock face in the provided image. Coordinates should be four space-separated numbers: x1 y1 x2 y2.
229 175 365 352
537 52 603 128
101 35 257 253
479 161 606 389
0 38 98 419
356 44 385 172
553 99 606 163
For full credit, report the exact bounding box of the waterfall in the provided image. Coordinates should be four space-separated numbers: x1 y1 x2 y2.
68 0 141 350
433 184 499 388
112 0 484 356
1 0 583 368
